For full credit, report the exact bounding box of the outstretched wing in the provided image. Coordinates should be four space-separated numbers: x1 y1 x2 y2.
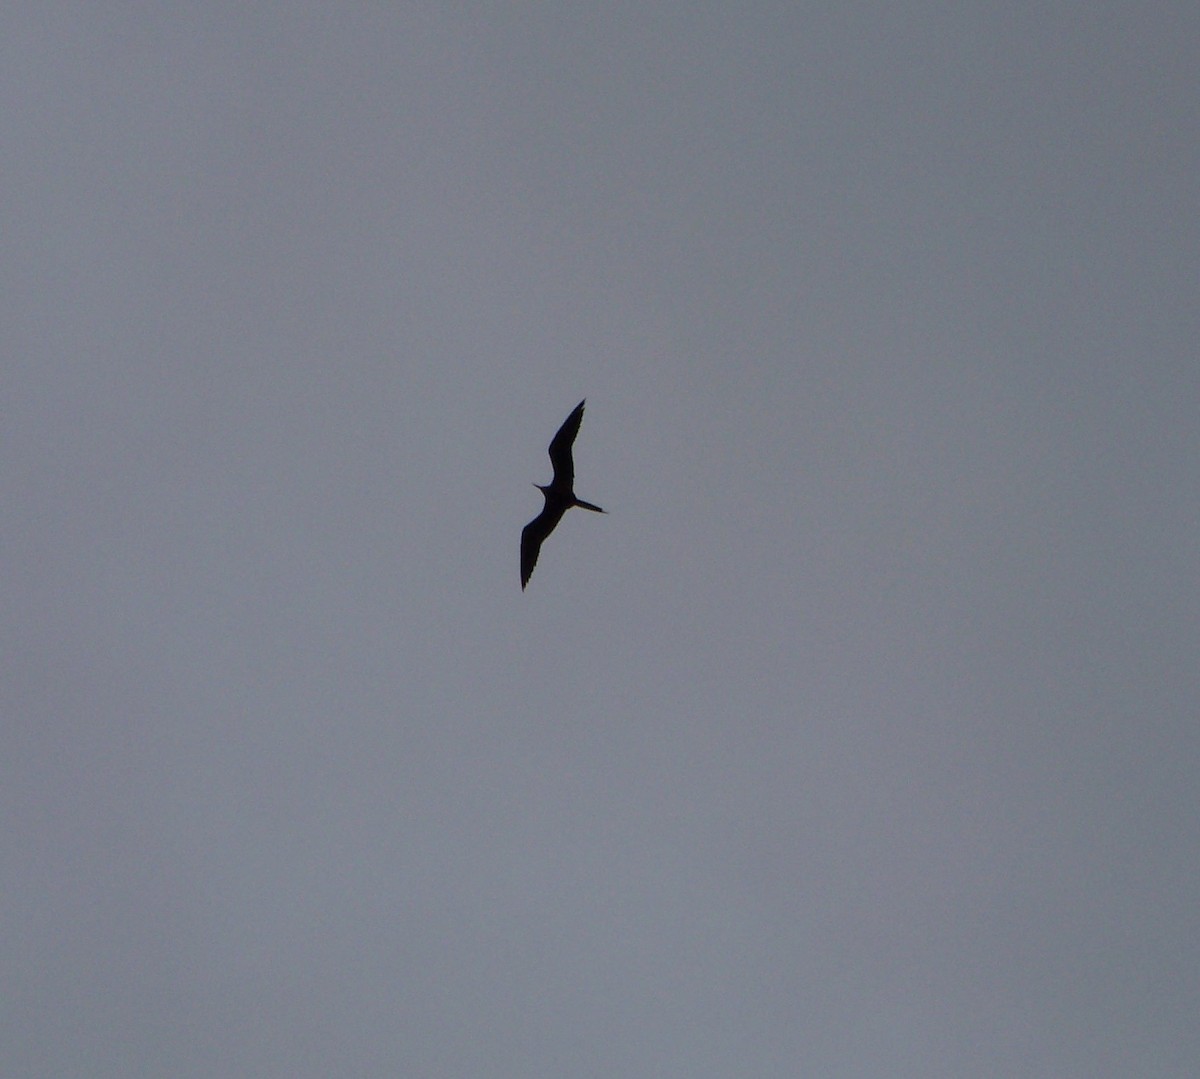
521 506 555 589
547 399 586 489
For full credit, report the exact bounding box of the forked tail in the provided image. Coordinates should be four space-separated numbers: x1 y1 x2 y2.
573 497 605 513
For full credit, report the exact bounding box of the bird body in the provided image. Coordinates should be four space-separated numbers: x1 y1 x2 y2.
521 400 604 589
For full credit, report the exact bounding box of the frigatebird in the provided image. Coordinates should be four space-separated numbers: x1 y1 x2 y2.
521 399 604 589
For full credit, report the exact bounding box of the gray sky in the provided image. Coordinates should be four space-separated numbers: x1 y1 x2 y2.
4 5 1198 1076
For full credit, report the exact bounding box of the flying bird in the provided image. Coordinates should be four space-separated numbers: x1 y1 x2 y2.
521 399 604 589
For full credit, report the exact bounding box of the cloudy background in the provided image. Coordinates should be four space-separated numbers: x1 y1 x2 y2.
4 4 1198 1076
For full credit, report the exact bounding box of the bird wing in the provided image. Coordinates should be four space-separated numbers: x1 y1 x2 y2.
546 399 586 489
521 505 559 589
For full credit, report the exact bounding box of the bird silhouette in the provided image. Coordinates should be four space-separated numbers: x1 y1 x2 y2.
521 399 604 589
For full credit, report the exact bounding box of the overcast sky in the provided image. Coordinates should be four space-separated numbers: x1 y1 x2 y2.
4 5 1198 1077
